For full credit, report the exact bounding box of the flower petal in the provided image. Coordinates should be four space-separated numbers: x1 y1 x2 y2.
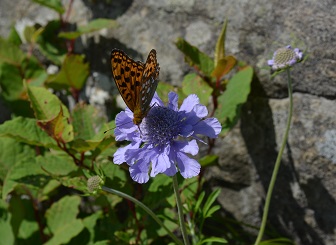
173 140 199 156
151 92 164 107
168 92 178 111
113 141 141 164
193 104 208 118
163 163 177 176
179 94 199 112
193 118 222 138
176 152 200 178
150 147 173 177
129 159 150 183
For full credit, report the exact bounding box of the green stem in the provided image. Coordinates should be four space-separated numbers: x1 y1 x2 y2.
102 186 184 245
172 175 191 245
254 69 293 245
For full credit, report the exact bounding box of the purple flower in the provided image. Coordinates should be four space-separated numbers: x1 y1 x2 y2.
268 45 303 71
113 92 222 184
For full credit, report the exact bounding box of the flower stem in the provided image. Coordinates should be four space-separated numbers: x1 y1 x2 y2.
172 175 191 245
254 69 293 245
102 186 184 245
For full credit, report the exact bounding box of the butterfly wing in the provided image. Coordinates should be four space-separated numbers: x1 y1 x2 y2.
111 49 144 111
138 49 160 114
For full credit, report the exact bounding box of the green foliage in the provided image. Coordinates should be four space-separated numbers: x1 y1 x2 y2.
59 19 118 39
215 66 254 135
176 21 252 137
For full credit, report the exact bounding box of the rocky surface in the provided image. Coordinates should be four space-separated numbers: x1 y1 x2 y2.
0 0 335 244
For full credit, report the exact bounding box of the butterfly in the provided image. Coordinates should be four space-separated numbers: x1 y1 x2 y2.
111 49 160 125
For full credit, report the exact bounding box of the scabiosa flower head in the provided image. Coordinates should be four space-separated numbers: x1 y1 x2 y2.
268 45 303 71
113 92 222 184
87 175 104 194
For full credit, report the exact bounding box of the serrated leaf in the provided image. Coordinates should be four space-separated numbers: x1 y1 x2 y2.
2 157 50 199
22 56 48 86
181 73 213 105
0 137 36 180
83 211 103 243
0 199 14 244
0 117 57 149
26 85 73 142
47 54 89 90
72 104 105 140
58 176 88 192
215 66 253 135
59 19 118 39
45 196 84 245
211 56 236 80
9 196 38 240
36 20 66 65
26 84 69 120
37 155 77 176
0 38 25 65
7 26 22 45
199 155 218 167
175 38 214 76
32 0 64 14
214 19 228 66
0 63 24 101
37 106 74 143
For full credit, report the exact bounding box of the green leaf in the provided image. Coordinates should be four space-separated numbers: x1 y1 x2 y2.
211 56 236 81
45 196 84 245
22 56 48 86
9 195 38 240
32 0 64 14
0 63 24 101
194 191 205 215
0 117 57 149
0 199 14 244
214 19 228 66
181 73 213 105
175 38 214 76
205 205 221 218
0 38 25 65
199 155 218 167
215 66 253 135
83 211 103 243
259 238 295 245
203 189 221 218
199 237 228 244
7 26 22 45
26 84 69 120
37 106 74 143
2 157 50 199
72 104 105 140
59 19 118 39
0 137 36 180
36 20 66 65
26 85 74 142
47 54 89 90
37 155 77 176
58 176 88 193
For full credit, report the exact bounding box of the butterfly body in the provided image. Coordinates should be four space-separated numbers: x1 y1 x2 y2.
111 49 160 125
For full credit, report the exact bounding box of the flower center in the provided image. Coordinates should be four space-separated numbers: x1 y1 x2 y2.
273 46 297 66
140 106 181 146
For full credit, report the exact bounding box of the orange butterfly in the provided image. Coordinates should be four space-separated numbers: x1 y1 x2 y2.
111 49 160 125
